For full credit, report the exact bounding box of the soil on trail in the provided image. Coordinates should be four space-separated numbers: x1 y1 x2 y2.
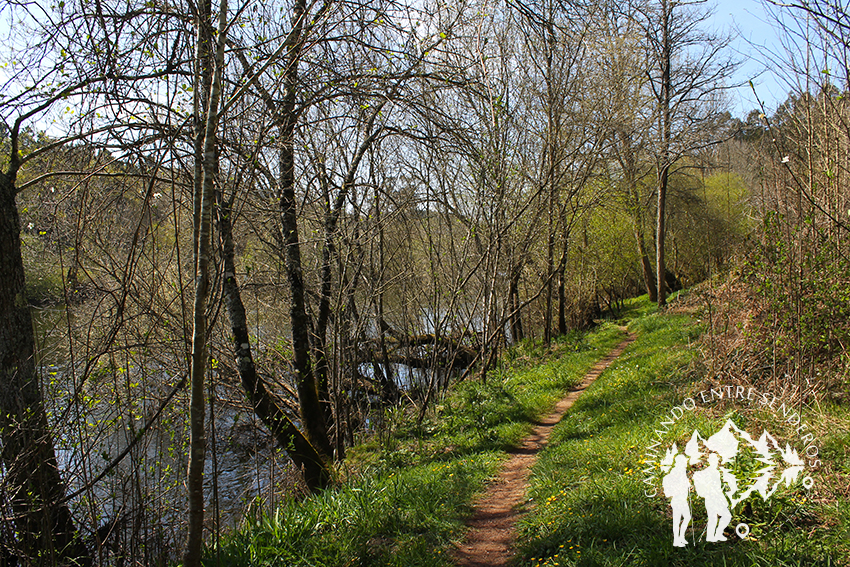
452 331 636 567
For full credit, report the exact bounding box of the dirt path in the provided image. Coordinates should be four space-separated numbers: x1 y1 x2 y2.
452 331 636 567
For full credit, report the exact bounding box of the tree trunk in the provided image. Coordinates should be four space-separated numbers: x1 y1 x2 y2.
656 164 668 307
508 266 524 343
279 151 334 460
217 195 330 490
0 170 89 565
278 0 334 459
656 176 669 307
313 173 336 441
543 19 559 344
185 0 227 562
557 230 569 336
229 0 335 470
374 185 400 404
656 0 672 308
634 216 658 302
544 156 555 344
615 127 657 303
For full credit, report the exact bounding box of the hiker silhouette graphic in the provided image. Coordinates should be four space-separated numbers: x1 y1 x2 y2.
662 452 692 547
657 417 809 547
693 452 732 541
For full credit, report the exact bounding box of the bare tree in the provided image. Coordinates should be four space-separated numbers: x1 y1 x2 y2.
601 24 659 301
0 0 190 560
184 0 230 561
634 0 736 306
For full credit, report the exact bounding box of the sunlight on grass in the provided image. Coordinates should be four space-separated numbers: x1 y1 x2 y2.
206 454 498 566
205 294 847 566
515 296 848 567
205 304 631 566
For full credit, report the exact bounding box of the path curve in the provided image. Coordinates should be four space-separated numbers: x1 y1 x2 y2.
453 331 636 567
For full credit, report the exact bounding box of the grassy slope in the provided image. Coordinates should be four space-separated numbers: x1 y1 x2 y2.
515 295 850 567
206 294 849 566
206 317 628 566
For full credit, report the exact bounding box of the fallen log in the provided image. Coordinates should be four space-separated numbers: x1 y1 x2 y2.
357 333 478 373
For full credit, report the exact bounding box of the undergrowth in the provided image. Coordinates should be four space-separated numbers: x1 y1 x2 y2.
204 304 631 566
515 292 850 566
205 293 848 566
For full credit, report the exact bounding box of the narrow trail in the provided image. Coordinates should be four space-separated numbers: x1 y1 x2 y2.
452 330 636 567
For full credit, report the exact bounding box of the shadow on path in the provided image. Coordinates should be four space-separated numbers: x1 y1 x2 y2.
452 330 637 567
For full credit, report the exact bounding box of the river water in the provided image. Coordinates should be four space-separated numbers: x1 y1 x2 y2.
30 306 298 557
28 303 468 558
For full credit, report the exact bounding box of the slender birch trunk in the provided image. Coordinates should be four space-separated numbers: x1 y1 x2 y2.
185 0 227 563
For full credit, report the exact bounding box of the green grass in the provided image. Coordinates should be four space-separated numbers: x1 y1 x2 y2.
204 308 632 566
205 293 849 566
430 324 629 455
514 295 850 567
206 454 497 566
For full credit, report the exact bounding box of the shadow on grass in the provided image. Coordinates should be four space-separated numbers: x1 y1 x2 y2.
517 487 843 567
515 295 848 567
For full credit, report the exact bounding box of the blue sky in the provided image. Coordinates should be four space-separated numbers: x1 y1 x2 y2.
0 0 810 122
712 0 800 116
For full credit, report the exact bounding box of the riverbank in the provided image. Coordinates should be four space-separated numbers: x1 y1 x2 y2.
204 294 849 566
205 306 631 565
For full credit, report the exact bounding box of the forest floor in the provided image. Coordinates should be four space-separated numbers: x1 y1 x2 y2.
452 331 636 566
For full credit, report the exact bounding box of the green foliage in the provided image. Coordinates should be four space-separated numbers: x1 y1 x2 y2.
744 211 850 383
205 313 633 566
576 206 644 313
665 168 752 286
515 301 847 566
703 172 748 230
